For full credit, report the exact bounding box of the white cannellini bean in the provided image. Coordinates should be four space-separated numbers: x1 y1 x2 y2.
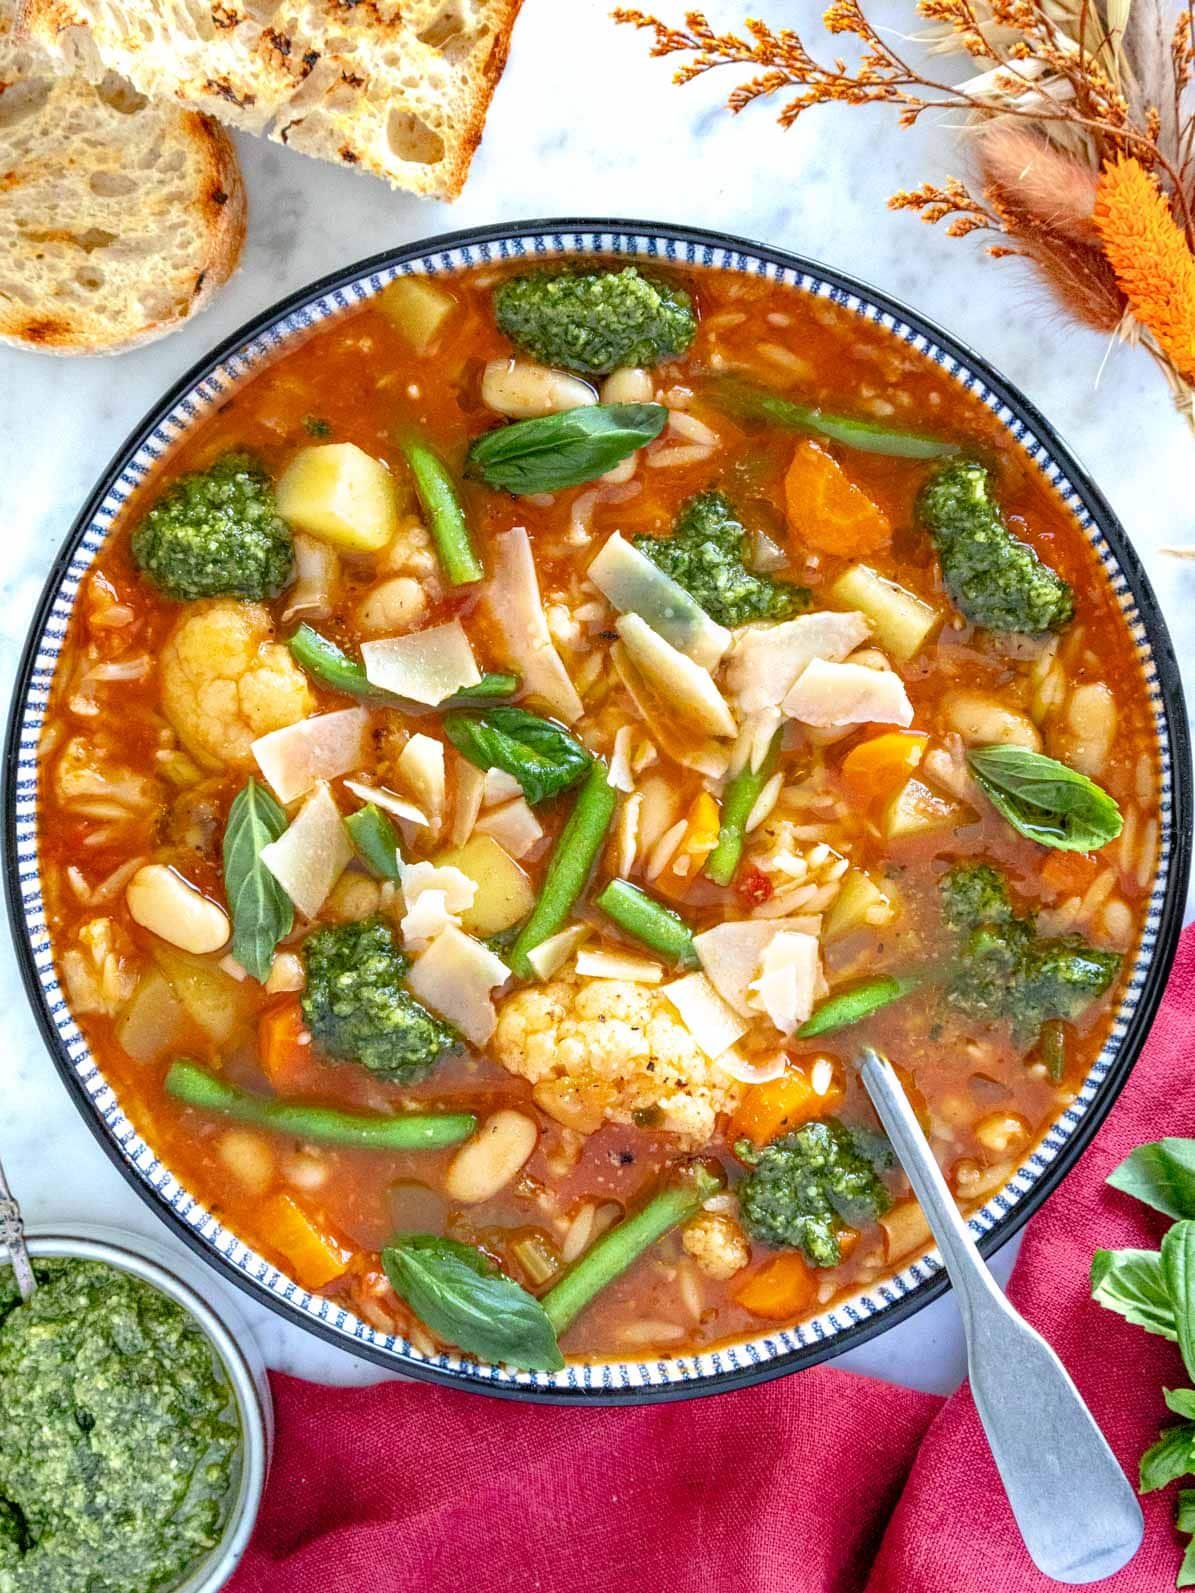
125 864 229 954
356 576 427 637
444 1110 538 1204
974 1111 1030 1156
217 1130 275 1194
601 366 654 404
942 691 1042 751
1063 682 1117 776
481 359 596 419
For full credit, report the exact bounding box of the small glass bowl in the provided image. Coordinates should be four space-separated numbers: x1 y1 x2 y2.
13 1225 273 1592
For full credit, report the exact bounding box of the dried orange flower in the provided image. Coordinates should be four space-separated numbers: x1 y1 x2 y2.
1094 156 1195 383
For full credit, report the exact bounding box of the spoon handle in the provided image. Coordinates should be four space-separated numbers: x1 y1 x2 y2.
857 1047 1143 1585
0 1154 35 1301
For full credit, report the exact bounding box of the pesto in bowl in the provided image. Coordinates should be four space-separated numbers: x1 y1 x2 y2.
0 1257 241 1592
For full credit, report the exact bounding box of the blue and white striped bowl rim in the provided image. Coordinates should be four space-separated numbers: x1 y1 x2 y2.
7 224 1186 1400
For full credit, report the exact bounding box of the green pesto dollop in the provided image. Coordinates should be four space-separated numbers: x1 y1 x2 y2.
0 1258 240 1593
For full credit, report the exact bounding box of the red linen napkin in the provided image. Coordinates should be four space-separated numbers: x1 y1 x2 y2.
229 927 1195 1593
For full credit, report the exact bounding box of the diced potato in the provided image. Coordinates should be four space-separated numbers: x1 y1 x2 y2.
115 968 188 1063
276 443 400 553
822 869 897 941
151 945 253 1047
377 275 456 352
830 564 941 663
434 834 535 935
881 777 967 840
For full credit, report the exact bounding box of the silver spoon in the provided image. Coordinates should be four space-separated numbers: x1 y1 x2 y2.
0 1153 35 1301
856 1046 1142 1585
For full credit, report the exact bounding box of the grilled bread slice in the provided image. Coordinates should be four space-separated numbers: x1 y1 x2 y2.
23 0 524 199
0 17 246 353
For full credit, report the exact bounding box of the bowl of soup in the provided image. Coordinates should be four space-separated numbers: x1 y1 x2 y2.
5 222 1190 1402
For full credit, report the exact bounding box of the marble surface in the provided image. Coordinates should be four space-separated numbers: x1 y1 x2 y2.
0 0 1190 1397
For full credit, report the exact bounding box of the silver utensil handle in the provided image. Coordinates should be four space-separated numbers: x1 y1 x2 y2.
0 1154 35 1301
858 1047 1143 1585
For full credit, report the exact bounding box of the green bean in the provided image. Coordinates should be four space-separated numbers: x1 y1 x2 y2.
400 435 484 586
796 975 920 1038
165 1060 475 1151
709 377 959 460
705 731 782 888
595 879 698 967
541 1162 725 1336
343 804 402 880
508 760 617 979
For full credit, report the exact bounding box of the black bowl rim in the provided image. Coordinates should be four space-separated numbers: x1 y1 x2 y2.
4 216 1191 1406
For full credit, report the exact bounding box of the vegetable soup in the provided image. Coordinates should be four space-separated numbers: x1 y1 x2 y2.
37 258 1158 1370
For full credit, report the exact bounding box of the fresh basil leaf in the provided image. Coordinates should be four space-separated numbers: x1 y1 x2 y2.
1091 1247 1178 1341
966 745 1122 852
1167 1391 1195 1421
1140 1424 1195 1493
223 778 293 982
467 403 668 494
1164 1223 1195 1381
343 804 402 881
382 1235 564 1371
443 706 591 805
1109 1140 1195 1222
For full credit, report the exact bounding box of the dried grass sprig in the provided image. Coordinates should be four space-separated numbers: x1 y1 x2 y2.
615 2 1195 426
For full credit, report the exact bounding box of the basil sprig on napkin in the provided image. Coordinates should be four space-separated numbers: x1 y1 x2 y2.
466 403 668 494
222 778 292 981
967 745 1123 852
1093 1138 1195 1585
443 705 591 805
383 1236 564 1372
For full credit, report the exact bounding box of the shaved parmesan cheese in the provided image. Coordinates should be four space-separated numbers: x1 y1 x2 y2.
713 1049 788 1086
399 862 477 950
610 643 730 779
450 755 485 847
587 533 731 669
407 926 509 1046
616 614 737 738
575 947 664 984
782 658 914 728
260 783 352 918
724 611 871 716
748 931 822 1034
397 734 446 834
483 528 583 724
253 707 371 804
344 780 428 827
474 797 543 860
361 620 480 706
526 924 591 981
663 972 749 1059
482 767 522 806
694 918 826 1017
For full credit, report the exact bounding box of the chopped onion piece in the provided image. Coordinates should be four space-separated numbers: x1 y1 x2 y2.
713 1048 788 1085
575 947 664 984
607 725 635 794
397 734 446 834
616 614 736 738
588 532 730 669
260 782 352 918
474 797 543 860
361 619 480 705
253 707 371 805
615 791 642 877
218 955 249 982
663 972 748 1059
344 779 428 827
407 926 509 1046
748 930 822 1034
526 924 591 981
483 528 583 724
782 657 914 728
281 532 339 625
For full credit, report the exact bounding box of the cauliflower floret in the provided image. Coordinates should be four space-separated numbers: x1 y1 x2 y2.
682 1210 751 1280
54 735 159 821
491 973 744 1147
159 599 314 768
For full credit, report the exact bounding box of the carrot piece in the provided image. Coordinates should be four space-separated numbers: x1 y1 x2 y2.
673 790 721 875
840 732 928 798
784 439 892 556
733 1064 844 1145
259 997 316 1094
1040 849 1101 897
262 1192 355 1289
734 1252 817 1319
